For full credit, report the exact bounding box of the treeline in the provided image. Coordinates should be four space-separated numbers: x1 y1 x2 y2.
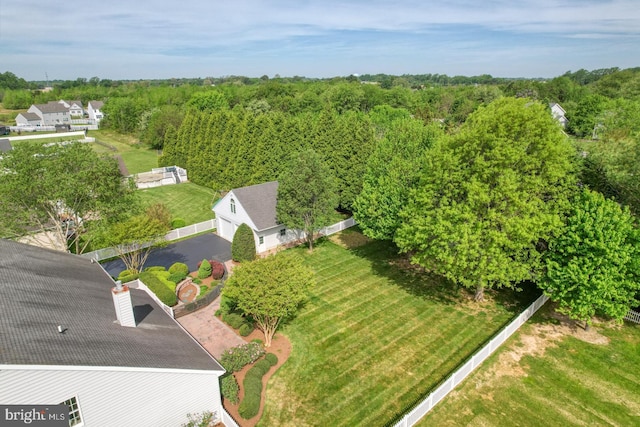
159 108 380 211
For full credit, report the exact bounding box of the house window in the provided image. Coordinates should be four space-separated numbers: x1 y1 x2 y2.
280 229 286 237
230 198 236 214
259 236 264 245
62 396 82 426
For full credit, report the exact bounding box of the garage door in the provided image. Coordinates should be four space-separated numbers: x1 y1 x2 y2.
219 218 234 241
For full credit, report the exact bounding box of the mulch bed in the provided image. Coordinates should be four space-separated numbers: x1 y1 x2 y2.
222 329 292 427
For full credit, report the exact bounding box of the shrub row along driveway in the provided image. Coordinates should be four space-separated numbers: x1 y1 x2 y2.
101 233 231 277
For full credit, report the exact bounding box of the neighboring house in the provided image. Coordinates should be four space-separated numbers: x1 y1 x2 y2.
0 138 12 153
87 100 104 122
15 112 43 127
0 239 228 426
213 181 301 254
57 99 84 117
550 102 568 128
27 103 71 126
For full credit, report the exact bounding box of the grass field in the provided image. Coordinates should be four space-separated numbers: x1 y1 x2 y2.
89 129 159 174
421 306 640 426
137 182 219 225
259 232 539 427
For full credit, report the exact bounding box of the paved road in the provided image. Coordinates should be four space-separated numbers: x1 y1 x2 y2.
102 233 231 277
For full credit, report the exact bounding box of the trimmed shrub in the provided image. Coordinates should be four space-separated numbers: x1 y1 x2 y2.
231 223 256 262
171 217 186 229
219 295 236 314
145 266 166 272
211 260 225 280
192 277 202 285
219 342 265 372
117 273 138 283
264 353 278 366
117 269 137 279
197 259 212 279
223 313 245 330
220 374 239 404
238 392 260 420
139 272 177 306
243 373 263 393
239 323 253 337
253 359 272 375
168 262 189 276
168 272 187 284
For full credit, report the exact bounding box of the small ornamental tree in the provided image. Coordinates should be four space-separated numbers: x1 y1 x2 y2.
223 252 314 347
232 223 256 262
198 259 212 279
542 189 640 327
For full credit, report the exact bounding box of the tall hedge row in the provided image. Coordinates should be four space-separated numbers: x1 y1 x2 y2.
139 271 177 306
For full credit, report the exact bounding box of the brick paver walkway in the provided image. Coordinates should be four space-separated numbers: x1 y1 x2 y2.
177 296 245 359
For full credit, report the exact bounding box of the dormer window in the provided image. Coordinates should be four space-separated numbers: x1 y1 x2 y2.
230 198 236 214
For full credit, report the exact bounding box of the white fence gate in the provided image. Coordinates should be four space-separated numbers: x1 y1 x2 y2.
393 294 549 427
624 309 640 324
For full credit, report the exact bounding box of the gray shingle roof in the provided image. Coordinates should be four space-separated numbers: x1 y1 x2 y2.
233 181 279 231
33 103 69 114
88 101 104 110
0 239 223 372
18 112 41 121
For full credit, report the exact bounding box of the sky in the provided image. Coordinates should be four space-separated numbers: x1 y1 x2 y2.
1 0 639 81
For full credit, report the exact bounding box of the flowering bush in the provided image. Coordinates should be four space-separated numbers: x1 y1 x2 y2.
219 342 265 372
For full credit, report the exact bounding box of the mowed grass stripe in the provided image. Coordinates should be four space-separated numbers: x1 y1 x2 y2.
261 238 526 426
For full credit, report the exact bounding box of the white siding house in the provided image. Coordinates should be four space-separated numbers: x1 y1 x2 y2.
87 101 104 122
58 100 84 117
550 103 568 128
15 112 43 127
213 181 303 254
28 103 71 126
0 239 230 427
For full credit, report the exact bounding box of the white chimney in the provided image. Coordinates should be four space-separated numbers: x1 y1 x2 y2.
112 281 136 327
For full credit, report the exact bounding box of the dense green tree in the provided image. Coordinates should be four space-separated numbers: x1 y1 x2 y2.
0 141 136 254
186 91 229 111
140 105 184 149
542 189 640 327
395 98 577 301
276 149 338 251
223 252 314 346
566 94 608 138
96 213 169 273
354 119 442 240
232 223 257 262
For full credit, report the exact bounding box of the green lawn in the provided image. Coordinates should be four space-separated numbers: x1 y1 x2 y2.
89 129 159 174
421 306 640 426
137 182 218 225
259 234 539 426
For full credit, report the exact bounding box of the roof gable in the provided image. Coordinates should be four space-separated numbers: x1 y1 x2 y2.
0 239 223 372
231 181 279 231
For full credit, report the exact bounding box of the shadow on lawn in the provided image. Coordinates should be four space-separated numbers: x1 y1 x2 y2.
314 236 541 313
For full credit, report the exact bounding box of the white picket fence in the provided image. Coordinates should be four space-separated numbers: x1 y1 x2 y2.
82 219 215 262
393 294 549 427
320 217 357 236
624 309 640 324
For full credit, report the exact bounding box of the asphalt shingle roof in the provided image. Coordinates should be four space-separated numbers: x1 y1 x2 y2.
0 239 223 372
232 181 279 231
18 112 41 121
33 103 69 114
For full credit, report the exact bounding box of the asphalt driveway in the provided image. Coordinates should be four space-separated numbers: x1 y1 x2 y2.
102 233 231 277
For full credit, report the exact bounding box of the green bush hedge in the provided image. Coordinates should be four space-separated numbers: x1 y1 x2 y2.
139 272 177 306
223 313 246 330
219 342 265 372
231 223 256 262
239 323 253 337
239 360 273 419
144 266 166 272
171 218 186 229
265 353 278 366
253 359 272 375
238 391 260 419
197 259 212 279
168 272 187 283
220 374 239 404
168 262 189 276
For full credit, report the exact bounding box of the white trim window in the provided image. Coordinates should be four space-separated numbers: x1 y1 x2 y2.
230 198 236 214
61 396 83 426
259 236 264 245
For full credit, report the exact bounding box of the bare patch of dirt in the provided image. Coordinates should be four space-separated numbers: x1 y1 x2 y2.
222 331 292 427
328 229 371 249
477 308 610 386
